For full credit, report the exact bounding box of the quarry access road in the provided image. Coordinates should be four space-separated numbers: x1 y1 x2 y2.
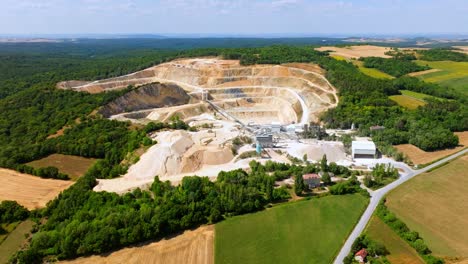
334 148 468 264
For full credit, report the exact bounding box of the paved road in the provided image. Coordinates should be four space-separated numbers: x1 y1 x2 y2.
333 148 468 264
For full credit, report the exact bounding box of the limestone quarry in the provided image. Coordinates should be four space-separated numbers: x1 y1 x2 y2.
60 58 348 193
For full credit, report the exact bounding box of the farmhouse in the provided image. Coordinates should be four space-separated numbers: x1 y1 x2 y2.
354 248 368 263
303 173 321 188
352 141 376 159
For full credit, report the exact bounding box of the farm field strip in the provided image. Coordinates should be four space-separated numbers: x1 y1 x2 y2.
0 220 34 264
366 216 424 264
389 95 426 109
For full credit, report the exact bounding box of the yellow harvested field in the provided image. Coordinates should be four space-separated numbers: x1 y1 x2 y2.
315 45 392 59
62 225 214 264
453 46 468 55
395 132 468 165
0 168 73 209
386 156 468 258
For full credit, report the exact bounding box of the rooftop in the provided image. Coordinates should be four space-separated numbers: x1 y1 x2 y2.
355 248 368 258
303 173 320 180
352 140 376 150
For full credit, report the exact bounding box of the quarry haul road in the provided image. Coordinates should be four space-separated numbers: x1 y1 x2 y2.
334 148 468 264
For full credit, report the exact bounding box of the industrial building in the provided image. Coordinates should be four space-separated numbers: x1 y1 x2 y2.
255 134 274 148
351 141 376 159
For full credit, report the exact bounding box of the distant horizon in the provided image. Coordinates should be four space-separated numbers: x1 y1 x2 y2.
1 33 468 39
1 0 467 36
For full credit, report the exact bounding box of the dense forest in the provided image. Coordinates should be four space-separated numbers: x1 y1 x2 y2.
10 160 361 263
361 56 430 77
418 48 468 62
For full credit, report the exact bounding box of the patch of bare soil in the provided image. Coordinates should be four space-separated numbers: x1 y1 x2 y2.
407 68 442 77
315 45 392 59
61 225 214 264
0 168 73 209
395 132 468 165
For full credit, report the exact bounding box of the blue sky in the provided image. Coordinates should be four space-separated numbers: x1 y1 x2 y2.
1 0 467 35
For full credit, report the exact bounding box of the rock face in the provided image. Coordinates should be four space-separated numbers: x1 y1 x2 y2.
98 82 191 117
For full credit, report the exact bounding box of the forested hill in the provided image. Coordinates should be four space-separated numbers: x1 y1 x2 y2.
0 41 466 263
0 44 466 174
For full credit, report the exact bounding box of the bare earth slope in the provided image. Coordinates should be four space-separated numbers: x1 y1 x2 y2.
61 225 214 264
59 58 337 124
98 82 191 117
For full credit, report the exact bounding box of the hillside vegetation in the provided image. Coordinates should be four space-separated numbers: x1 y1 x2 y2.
361 57 430 77
0 43 466 262
418 48 468 62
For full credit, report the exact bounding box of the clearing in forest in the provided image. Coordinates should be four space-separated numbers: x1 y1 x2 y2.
27 154 97 180
365 216 424 264
315 45 392 59
215 194 368 264
395 132 468 165
61 225 214 264
352 60 394 79
386 155 468 259
389 95 425 109
0 168 73 209
413 60 468 95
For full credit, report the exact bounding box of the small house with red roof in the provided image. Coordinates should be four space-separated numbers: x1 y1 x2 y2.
354 248 368 263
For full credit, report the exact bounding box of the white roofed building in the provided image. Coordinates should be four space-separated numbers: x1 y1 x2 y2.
351 141 376 159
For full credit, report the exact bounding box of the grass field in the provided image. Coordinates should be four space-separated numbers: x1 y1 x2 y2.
366 216 424 264
0 220 33 264
215 194 368 264
389 95 426 109
27 154 97 180
389 90 442 109
395 131 468 165
0 222 19 244
0 168 74 209
413 60 468 95
386 155 468 259
400 90 438 100
352 60 395 79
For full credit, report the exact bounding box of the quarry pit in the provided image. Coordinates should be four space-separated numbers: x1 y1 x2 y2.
59 58 346 193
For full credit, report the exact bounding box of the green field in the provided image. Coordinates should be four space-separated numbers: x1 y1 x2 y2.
215 194 368 264
386 156 468 258
389 95 426 109
388 90 446 109
366 216 424 264
0 220 33 264
414 60 468 95
352 60 394 79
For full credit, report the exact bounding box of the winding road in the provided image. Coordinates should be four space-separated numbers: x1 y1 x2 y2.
333 148 468 264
